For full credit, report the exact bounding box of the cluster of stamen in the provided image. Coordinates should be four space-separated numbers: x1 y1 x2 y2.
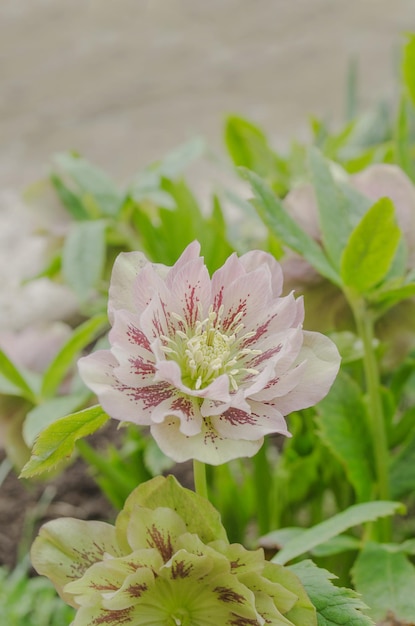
160 305 262 391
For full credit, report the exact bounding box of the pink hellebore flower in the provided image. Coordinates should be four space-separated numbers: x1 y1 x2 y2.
283 164 415 365
78 242 340 465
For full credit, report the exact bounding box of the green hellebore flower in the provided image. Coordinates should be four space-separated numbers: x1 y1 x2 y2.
31 475 316 626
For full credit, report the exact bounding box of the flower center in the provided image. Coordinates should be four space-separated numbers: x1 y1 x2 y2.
160 306 261 391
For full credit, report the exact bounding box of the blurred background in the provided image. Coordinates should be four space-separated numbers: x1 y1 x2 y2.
1 0 414 190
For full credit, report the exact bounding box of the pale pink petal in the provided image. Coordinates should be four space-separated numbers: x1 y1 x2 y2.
218 268 274 334
271 330 341 414
108 251 149 320
165 241 202 289
239 294 303 351
132 262 170 317
150 396 203 436
168 258 211 328
352 163 415 264
251 360 309 402
211 400 290 440
211 253 246 311
139 289 177 341
240 250 284 297
109 309 153 361
150 417 262 464
78 351 174 425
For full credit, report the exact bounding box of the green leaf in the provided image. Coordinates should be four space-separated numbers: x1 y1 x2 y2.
368 281 415 311
23 392 90 447
55 153 123 216
352 542 415 623
20 405 109 478
394 94 415 180
340 197 401 293
273 501 404 565
62 220 107 301
41 314 108 399
225 116 286 183
309 149 365 268
261 528 360 558
50 174 89 220
156 137 205 179
390 428 415 499
402 33 415 109
241 168 341 285
316 371 374 501
291 560 374 626
0 349 36 403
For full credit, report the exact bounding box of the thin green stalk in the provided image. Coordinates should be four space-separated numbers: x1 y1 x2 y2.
253 441 271 535
193 459 208 500
348 294 391 541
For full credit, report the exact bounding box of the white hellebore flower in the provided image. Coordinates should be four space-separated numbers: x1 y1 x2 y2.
79 242 340 464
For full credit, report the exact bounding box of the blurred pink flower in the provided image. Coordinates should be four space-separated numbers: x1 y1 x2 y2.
0 189 77 331
282 164 415 363
0 323 72 468
79 242 340 465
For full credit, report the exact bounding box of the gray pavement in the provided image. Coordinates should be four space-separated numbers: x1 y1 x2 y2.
0 0 414 190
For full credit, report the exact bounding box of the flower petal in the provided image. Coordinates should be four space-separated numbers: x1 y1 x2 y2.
108 251 162 321
150 416 263 464
30 518 123 607
212 400 290 441
272 330 341 414
78 350 175 425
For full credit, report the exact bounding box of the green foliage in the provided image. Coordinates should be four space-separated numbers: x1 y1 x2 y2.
20 405 109 478
352 542 415 622
291 560 374 626
316 371 374 502
272 501 403 565
340 197 402 293
241 168 341 284
0 349 37 403
402 33 415 109
62 220 107 302
41 314 108 399
0 562 74 626
54 152 123 216
309 148 367 269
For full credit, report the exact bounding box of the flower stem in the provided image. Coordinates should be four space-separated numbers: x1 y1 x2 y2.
348 293 391 541
193 460 209 500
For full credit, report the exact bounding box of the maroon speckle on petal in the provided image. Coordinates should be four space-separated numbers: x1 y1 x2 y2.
171 397 194 420
242 315 277 347
127 582 148 598
121 382 173 409
222 408 256 426
171 559 193 579
127 325 151 351
183 282 200 327
91 580 119 592
146 524 174 563
129 356 156 378
250 344 282 368
215 586 245 604
222 300 248 332
213 286 224 312
229 616 260 626
69 542 106 577
151 311 164 338
93 607 133 625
